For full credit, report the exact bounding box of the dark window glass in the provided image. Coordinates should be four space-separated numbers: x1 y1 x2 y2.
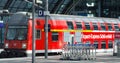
52 32 58 41
75 22 82 30
100 23 106 30
108 41 113 48
101 41 106 49
6 26 27 40
114 24 120 31
85 41 90 44
66 21 74 29
85 23 90 30
36 30 41 39
93 23 98 30
94 41 98 48
107 23 112 31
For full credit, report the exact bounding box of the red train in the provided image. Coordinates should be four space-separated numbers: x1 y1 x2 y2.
1 12 120 57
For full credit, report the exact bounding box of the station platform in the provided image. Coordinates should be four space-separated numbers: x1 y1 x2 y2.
34 52 120 63
0 52 120 63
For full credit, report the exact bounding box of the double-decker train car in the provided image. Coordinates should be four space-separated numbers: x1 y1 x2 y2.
1 12 120 57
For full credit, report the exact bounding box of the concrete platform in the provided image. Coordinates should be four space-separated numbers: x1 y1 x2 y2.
0 52 120 63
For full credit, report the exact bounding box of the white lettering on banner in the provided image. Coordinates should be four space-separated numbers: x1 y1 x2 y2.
82 34 113 39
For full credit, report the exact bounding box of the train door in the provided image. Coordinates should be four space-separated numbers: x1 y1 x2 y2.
64 32 74 45
64 32 70 44
69 34 74 45
113 32 120 56
75 32 82 44
113 39 120 56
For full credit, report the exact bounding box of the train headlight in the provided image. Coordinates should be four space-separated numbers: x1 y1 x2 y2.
22 43 26 49
5 43 9 48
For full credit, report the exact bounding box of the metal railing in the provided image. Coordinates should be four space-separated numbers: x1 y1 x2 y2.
61 44 96 60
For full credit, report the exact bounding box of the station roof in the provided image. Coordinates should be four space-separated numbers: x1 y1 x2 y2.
0 0 41 13
0 0 80 14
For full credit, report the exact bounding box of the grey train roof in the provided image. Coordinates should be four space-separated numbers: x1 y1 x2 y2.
48 14 120 23
7 12 31 25
7 12 120 26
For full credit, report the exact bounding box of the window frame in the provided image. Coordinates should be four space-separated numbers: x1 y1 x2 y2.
36 29 41 39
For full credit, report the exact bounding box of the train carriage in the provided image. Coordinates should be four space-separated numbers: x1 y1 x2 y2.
1 12 120 57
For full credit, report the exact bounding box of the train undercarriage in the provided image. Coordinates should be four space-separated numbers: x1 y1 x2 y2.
0 49 26 58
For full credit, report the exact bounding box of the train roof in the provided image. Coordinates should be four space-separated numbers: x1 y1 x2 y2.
7 12 120 26
47 14 120 23
7 12 31 25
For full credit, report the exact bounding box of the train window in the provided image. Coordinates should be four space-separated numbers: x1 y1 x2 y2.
66 21 74 29
85 23 90 30
85 41 90 44
108 41 113 48
101 41 106 49
17 29 27 40
107 23 112 31
94 41 98 48
36 29 41 39
100 23 106 30
52 32 58 41
93 23 98 30
6 26 27 40
75 22 82 30
114 24 120 31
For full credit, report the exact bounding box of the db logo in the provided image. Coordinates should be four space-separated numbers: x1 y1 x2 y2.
38 10 44 17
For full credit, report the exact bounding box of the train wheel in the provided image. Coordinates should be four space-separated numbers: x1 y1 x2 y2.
113 53 117 56
16 53 21 57
8 52 15 58
0 51 8 58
